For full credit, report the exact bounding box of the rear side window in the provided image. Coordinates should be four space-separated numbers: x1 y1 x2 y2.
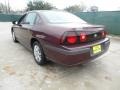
24 13 37 25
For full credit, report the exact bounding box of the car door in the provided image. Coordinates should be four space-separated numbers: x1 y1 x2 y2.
19 12 37 48
13 14 27 42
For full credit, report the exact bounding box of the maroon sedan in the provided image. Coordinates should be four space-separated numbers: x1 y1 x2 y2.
11 10 110 66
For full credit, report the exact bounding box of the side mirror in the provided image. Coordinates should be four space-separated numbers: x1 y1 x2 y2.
12 21 18 25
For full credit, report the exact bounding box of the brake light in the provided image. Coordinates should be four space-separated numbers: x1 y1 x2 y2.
67 36 77 44
60 31 78 45
80 33 87 42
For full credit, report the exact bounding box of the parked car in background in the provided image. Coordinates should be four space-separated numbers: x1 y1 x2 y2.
11 10 110 66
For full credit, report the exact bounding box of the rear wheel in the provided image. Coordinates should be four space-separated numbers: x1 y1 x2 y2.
32 41 47 65
12 30 18 42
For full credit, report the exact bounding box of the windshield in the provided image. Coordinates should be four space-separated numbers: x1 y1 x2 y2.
41 11 87 24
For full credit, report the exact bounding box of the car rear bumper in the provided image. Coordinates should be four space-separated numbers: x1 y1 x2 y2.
44 38 110 66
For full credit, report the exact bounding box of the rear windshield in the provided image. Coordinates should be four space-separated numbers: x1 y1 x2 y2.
41 11 87 24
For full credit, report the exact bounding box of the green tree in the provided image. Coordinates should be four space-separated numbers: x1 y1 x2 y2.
64 5 86 13
26 1 55 11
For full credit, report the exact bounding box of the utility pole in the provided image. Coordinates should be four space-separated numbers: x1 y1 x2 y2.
4 0 7 13
7 0 11 13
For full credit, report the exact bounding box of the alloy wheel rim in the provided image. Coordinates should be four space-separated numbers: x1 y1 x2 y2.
33 45 42 62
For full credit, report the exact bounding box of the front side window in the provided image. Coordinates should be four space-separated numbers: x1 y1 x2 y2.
41 11 87 24
18 14 26 24
24 13 37 25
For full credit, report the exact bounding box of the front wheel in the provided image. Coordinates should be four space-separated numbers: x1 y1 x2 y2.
32 41 47 65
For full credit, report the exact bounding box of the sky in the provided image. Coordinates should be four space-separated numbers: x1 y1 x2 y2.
0 0 120 11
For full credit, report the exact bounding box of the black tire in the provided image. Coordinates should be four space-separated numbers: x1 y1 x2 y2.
12 30 18 43
32 41 47 65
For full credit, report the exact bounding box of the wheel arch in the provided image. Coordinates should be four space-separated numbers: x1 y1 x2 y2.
30 38 40 49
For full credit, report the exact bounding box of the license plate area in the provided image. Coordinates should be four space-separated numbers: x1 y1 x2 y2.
92 44 102 55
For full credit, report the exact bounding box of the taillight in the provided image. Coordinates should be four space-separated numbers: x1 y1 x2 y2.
101 31 107 38
60 31 78 45
80 32 87 42
67 36 77 44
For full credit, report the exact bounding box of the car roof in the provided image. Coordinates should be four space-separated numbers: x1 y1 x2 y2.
26 10 66 24
27 10 67 14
